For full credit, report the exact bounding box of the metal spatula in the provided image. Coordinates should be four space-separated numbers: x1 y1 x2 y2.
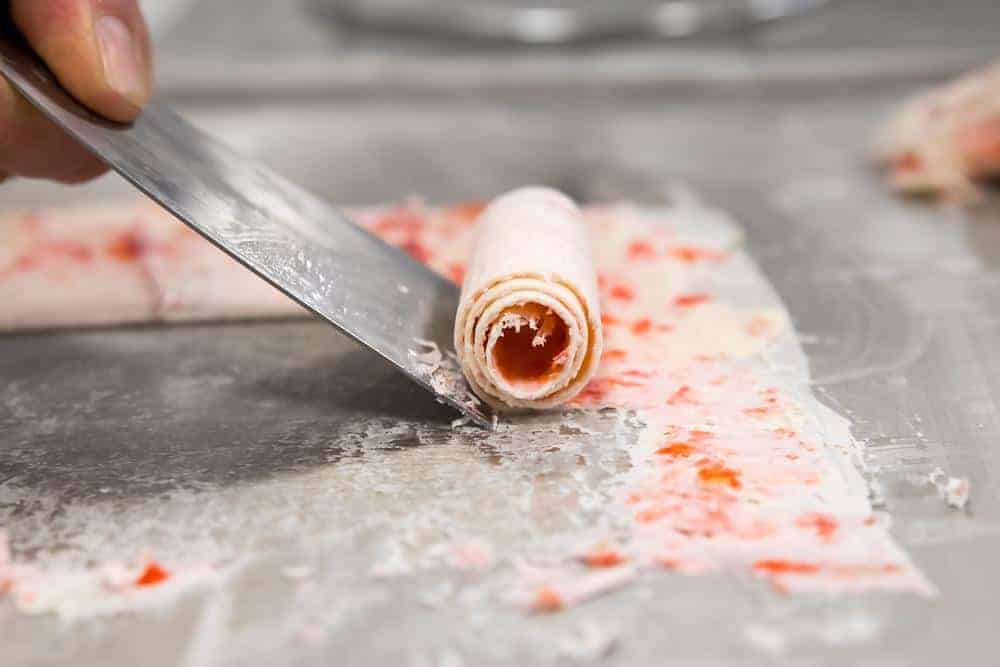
0 33 493 428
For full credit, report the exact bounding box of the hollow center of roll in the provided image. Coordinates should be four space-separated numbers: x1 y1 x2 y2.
491 303 570 389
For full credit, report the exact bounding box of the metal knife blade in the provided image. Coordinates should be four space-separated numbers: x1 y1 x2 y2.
0 34 493 428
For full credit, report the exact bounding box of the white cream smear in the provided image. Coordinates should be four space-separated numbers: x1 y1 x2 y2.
362 191 933 607
0 189 932 622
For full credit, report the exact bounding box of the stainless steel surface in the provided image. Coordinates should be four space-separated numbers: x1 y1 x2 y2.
0 34 492 428
3 1 1000 665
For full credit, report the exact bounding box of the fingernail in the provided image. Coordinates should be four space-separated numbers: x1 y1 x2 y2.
95 15 147 107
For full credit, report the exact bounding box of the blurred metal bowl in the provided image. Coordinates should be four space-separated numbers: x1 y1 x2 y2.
306 0 831 44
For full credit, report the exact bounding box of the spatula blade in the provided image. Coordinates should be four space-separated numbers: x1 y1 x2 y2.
0 35 493 428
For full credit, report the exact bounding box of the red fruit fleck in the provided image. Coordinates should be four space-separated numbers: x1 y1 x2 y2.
668 246 723 262
582 550 626 568
773 428 795 438
602 349 627 361
609 285 635 301
666 385 695 406
630 318 652 335
107 232 147 262
373 208 425 235
606 378 642 388
446 262 465 285
401 240 431 264
577 381 607 402
796 513 838 541
753 560 821 575
12 255 40 272
601 313 621 326
627 240 657 260
688 429 713 442
533 587 564 613
743 406 773 418
656 442 694 458
635 507 668 524
673 293 711 308
47 241 93 263
444 201 486 224
135 562 170 587
697 464 742 490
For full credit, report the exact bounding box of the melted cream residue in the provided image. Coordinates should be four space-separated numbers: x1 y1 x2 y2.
362 198 932 602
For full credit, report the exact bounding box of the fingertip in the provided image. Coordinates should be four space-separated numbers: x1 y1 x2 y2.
93 8 154 118
13 0 153 124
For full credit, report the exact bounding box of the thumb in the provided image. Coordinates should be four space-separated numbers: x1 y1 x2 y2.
12 0 153 123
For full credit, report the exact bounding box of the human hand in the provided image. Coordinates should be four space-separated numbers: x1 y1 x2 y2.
1 0 153 183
